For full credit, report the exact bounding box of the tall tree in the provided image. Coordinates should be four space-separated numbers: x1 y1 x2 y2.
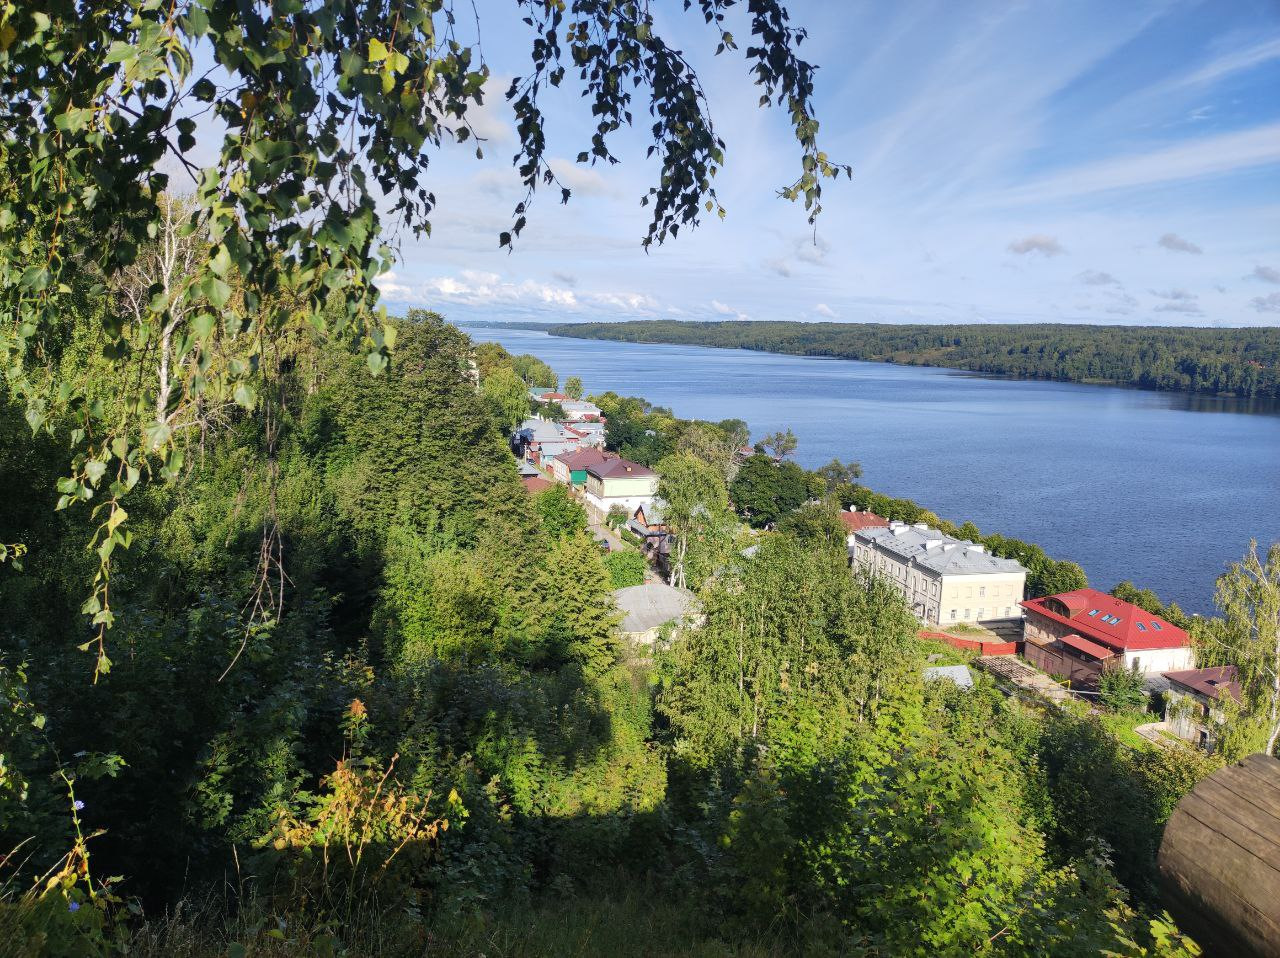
1 0 846 667
760 428 799 460
1198 540 1280 755
564 376 584 400
482 365 531 430
656 453 735 590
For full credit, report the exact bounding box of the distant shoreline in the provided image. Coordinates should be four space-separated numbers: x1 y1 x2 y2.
542 319 1280 403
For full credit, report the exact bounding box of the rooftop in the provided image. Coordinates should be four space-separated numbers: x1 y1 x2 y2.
555 447 616 471
588 457 656 480
1021 588 1190 652
613 582 698 633
1164 665 1241 703
522 476 553 494
923 664 974 688
840 509 890 534
853 521 1027 577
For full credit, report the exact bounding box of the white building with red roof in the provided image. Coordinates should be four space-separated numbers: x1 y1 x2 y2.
1021 588 1193 684
583 457 659 517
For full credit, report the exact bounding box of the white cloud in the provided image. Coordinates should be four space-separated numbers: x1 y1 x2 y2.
1158 233 1203 254
1248 265 1280 284
548 157 614 197
552 271 578 287
1076 269 1120 286
814 303 838 318
996 123 1280 205
1150 288 1202 315
1251 292 1280 313
764 257 792 278
711 300 750 321
589 291 659 312
1173 37 1280 90
1008 234 1065 257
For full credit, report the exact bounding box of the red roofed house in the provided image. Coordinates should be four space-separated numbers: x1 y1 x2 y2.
839 508 889 545
550 447 616 488
522 476 553 494
1021 588 1193 686
1162 666 1241 751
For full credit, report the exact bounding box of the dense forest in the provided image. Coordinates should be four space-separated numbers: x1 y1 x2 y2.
548 321 1280 400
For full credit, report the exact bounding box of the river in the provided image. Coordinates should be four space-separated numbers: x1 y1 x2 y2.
460 324 1280 614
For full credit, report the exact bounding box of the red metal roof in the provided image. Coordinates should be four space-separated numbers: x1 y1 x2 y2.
521 476 553 493
587 457 655 480
554 448 615 470
1020 588 1189 652
1058 632 1117 661
1163 666 1241 703
840 510 890 533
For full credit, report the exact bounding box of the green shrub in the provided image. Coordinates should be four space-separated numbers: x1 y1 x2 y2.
604 550 647 589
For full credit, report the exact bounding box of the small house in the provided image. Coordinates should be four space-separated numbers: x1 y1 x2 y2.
550 447 617 488
613 582 700 644
1163 666 1241 751
583 456 659 517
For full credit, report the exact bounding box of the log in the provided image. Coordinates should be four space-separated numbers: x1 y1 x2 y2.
1158 753 1280 957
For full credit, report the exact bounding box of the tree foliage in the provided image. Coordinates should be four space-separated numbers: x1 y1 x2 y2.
551 319 1280 399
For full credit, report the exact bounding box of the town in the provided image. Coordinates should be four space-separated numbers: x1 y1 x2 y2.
510 378 1242 756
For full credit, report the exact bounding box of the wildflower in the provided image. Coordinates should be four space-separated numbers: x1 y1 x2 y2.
72 800 85 811
68 901 80 913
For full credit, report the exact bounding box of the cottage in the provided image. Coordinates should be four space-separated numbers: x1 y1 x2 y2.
613 582 699 644
1163 666 1241 751
583 456 659 517
1021 588 1193 687
850 521 1027 627
550 447 616 488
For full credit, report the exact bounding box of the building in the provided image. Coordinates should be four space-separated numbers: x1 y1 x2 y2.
513 417 583 466
583 457 659 517
550 447 616 488
839 508 889 546
1021 588 1193 685
559 399 603 422
850 521 1027 627
1163 666 1241 751
522 475 553 494
613 582 700 644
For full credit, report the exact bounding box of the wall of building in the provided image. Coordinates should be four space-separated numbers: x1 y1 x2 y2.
938 572 1025 625
1121 645 1194 674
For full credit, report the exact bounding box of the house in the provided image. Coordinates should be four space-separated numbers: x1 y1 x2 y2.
1021 588 1193 686
583 457 659 517
513 417 583 466
613 582 700 644
550 447 617 488
850 521 1027 627
1163 666 1241 751
628 500 673 571
528 387 556 401
839 508 889 546
559 399 603 422
522 475 553 494
566 419 606 446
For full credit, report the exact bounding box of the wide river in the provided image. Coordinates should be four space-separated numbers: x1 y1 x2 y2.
461 324 1280 614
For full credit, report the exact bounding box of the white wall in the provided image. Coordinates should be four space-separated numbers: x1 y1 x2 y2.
1122 645 1193 674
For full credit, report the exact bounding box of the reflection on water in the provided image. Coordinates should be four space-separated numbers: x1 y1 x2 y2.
462 325 1280 613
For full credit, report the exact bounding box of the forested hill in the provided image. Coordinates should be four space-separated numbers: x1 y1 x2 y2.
547 320 1280 399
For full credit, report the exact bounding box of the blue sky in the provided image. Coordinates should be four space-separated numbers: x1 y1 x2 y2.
372 0 1280 327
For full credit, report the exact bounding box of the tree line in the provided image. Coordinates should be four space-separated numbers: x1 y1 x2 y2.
550 320 1280 400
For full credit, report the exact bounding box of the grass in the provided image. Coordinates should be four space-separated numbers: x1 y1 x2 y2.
116 882 848 958
1097 710 1157 751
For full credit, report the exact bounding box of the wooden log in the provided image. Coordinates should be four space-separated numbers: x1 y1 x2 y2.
1158 753 1280 957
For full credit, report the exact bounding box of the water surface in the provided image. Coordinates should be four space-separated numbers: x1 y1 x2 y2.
461 324 1280 613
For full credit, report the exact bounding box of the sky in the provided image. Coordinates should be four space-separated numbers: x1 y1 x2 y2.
371 0 1280 328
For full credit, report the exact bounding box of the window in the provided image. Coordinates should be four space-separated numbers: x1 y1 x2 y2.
1151 622 1163 631
950 609 957 620
963 609 970 620
1136 622 1147 631
979 586 986 597
1087 609 1100 617
977 608 985 619
1132 656 1141 670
